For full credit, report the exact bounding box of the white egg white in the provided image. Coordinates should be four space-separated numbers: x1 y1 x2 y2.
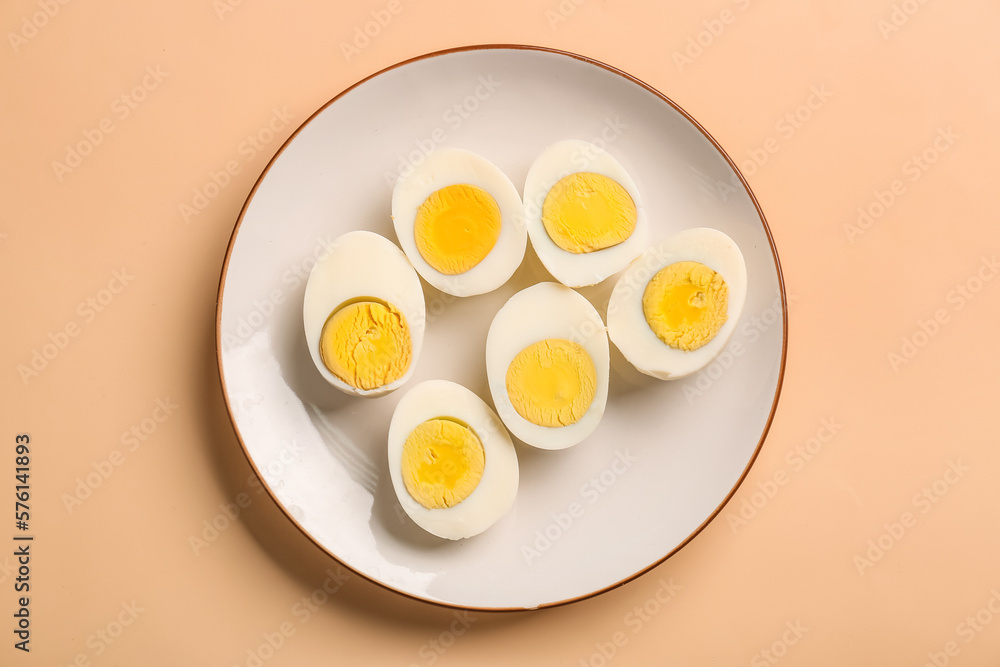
302 230 425 397
606 227 747 380
387 380 519 540
523 139 647 288
391 148 526 297
485 282 610 450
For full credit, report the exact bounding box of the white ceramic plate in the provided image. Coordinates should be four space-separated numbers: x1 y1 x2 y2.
217 45 786 610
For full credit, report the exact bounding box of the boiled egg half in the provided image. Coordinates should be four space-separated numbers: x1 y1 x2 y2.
392 148 526 297
607 227 747 379
302 230 425 397
486 282 610 450
523 140 647 287
388 379 519 540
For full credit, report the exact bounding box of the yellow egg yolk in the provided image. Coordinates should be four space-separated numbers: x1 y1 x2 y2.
541 172 637 254
401 418 485 509
505 338 597 427
642 261 728 351
319 301 412 390
414 184 502 275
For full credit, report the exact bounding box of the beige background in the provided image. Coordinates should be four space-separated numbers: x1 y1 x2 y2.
3 0 1000 664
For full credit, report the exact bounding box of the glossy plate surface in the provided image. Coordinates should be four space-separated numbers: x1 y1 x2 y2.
217 45 786 610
